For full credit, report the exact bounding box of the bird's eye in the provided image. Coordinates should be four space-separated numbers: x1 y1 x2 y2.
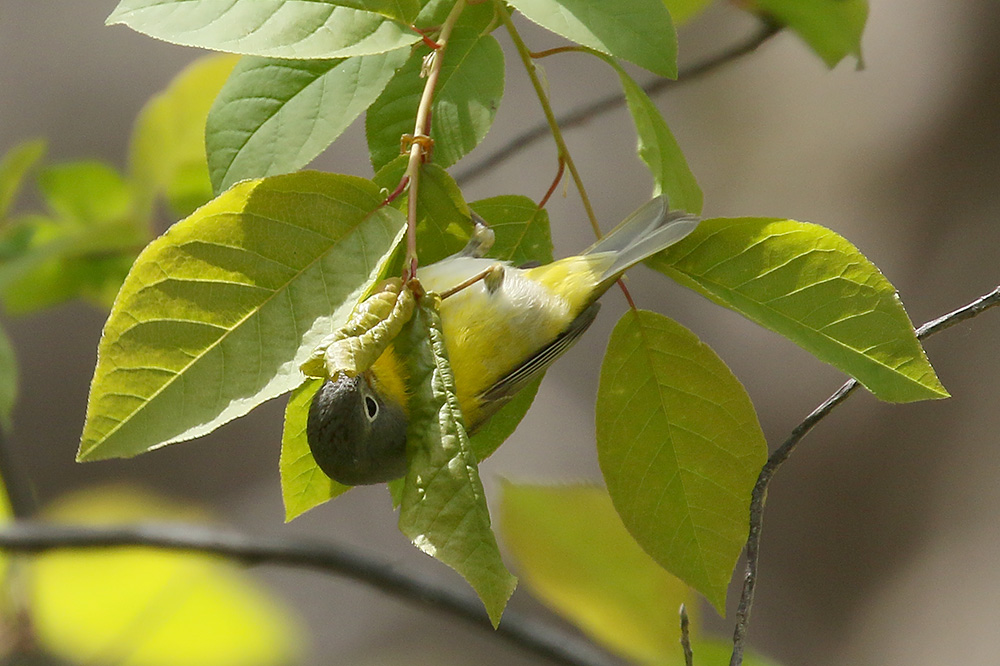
364 395 379 422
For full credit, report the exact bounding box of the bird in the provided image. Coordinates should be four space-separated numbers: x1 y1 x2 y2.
306 195 699 486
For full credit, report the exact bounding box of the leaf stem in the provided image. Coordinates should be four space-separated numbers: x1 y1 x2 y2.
729 285 1000 666
0 522 617 666
497 5 602 239
403 0 467 279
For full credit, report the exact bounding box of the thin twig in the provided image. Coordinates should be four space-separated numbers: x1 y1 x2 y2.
679 603 694 666
0 522 617 666
455 20 782 186
729 285 1000 666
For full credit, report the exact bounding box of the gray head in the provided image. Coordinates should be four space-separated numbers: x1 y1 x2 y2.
306 373 409 486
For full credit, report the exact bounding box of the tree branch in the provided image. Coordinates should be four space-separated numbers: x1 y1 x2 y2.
729 285 1000 666
0 521 616 666
454 19 782 186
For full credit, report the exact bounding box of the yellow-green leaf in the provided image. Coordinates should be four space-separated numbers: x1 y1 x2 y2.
651 217 948 403
280 377 349 521
29 487 303 666
596 310 767 614
502 483 698 664
78 171 405 461
130 53 240 218
398 296 516 627
0 323 16 433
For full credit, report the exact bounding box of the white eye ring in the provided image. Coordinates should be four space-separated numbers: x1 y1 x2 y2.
363 394 379 422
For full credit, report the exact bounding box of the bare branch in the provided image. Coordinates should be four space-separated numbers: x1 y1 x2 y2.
680 603 694 666
0 521 616 666
455 20 782 186
729 285 1000 666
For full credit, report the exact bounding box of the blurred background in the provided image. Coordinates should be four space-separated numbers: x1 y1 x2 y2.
2 1 1000 664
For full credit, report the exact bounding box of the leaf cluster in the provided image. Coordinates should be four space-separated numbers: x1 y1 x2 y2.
1 0 933 660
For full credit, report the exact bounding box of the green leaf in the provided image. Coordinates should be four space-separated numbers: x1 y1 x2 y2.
750 0 867 67
664 0 713 26
0 323 15 432
596 310 767 613
597 55 701 214
398 297 516 627
366 27 505 171
470 195 554 265
415 0 498 32
107 1 420 58
374 159 474 267
207 48 409 194
29 487 303 666
78 171 406 461
651 217 948 402
502 483 698 664
38 162 132 224
280 377 350 520
0 139 46 219
507 0 677 78
131 54 240 218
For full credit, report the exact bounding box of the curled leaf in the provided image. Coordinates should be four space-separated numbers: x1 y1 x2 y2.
300 278 415 379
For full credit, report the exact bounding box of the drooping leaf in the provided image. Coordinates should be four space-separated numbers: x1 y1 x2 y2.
207 48 409 194
280 377 349 520
107 0 420 58
78 172 406 462
596 310 767 613
130 53 240 218
0 323 15 432
507 0 678 78
366 27 505 171
591 55 702 214
0 138 46 219
664 0 713 26
502 483 698 664
29 487 303 666
748 0 867 67
398 296 516 627
651 217 948 402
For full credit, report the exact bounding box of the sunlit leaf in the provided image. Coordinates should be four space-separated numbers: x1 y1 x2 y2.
366 27 505 171
107 0 420 58
690 640 783 666
597 310 767 613
507 0 677 78
78 172 406 461
502 483 698 664
281 377 349 520
207 48 409 194
0 139 46 219
651 217 948 402
29 487 303 666
0 323 17 433
595 54 701 213
131 54 240 218
748 0 867 67
470 195 553 266
398 297 516 627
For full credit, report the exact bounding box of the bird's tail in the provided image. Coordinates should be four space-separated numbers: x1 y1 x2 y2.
585 195 700 284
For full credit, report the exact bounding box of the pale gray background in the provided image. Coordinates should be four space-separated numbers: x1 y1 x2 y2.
2 1 1000 665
